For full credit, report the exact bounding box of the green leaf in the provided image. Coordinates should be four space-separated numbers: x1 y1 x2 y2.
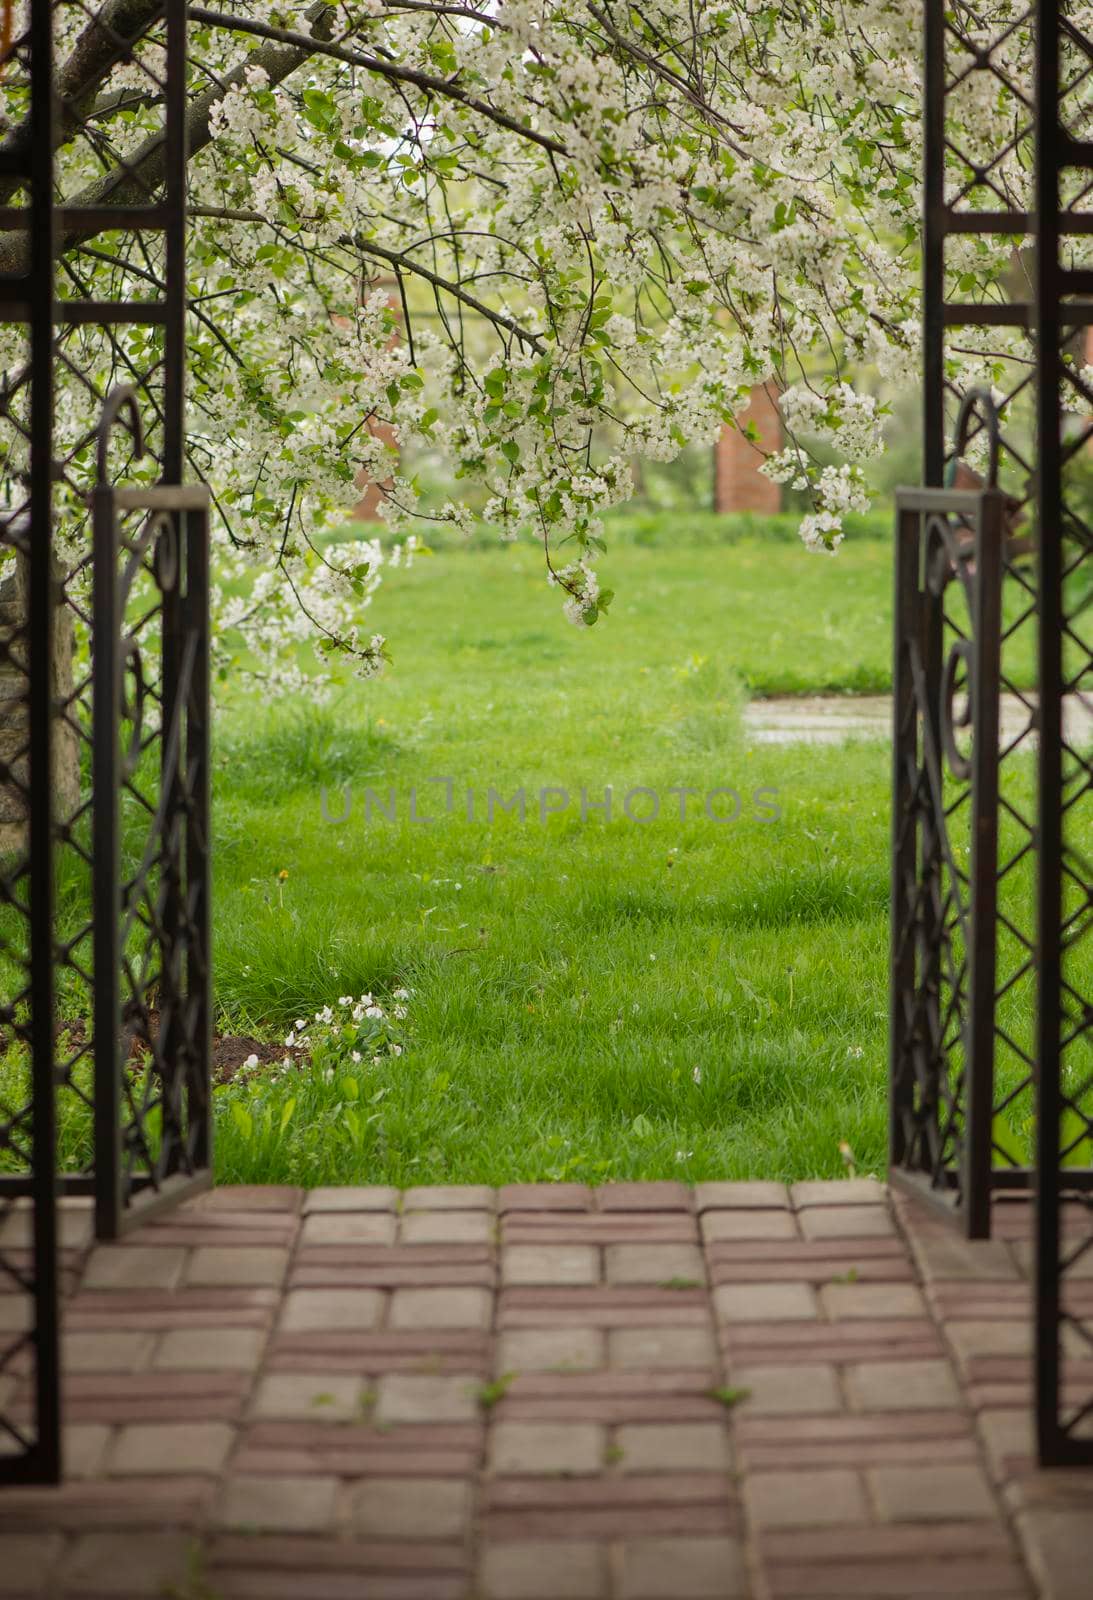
230 1102 253 1140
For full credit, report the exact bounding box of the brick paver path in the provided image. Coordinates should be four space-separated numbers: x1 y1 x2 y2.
1 1180 1090 1598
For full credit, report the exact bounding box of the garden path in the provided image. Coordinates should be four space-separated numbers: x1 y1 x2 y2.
1 1181 1090 1599
744 693 1093 746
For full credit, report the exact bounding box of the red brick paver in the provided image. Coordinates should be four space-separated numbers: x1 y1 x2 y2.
1 1183 1088 1597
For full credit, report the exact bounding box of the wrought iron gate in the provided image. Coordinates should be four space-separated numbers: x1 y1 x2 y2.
891 0 1093 1466
0 0 210 1485
1031 0 1093 1469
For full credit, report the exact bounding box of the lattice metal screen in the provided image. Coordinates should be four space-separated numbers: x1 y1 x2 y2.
891 1 1092 1239
0 0 209 1484
0 0 58 1487
1032 0 1093 1469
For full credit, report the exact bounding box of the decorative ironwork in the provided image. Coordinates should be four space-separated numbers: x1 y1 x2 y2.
0 0 208 1483
890 394 1007 1237
893 3 1093 1248
897 0 1093 1465
1032 0 1093 1469
0 0 59 1488
91 390 212 1238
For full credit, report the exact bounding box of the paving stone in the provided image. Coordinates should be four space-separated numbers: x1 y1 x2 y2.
615 1422 731 1474
597 1183 693 1212
304 1186 399 1212
404 1185 496 1211
496 1327 606 1374
713 1282 818 1322
64 1423 113 1479
792 1180 887 1208
701 1210 798 1242
979 1407 1034 1480
605 1244 706 1286
59 1533 193 1597
480 1540 607 1599
250 1373 364 1422
1010 1236 1093 1279
947 1319 1031 1361
0 1294 31 1332
695 1182 790 1211
348 1475 473 1538
501 1245 601 1287
389 1287 493 1329
798 1205 895 1240
0 1532 63 1594
187 1245 289 1288
608 1326 716 1370
1016 1505 1093 1600
909 1230 1020 1283
732 1363 842 1414
196 1185 303 1213
819 1282 926 1319
278 1288 385 1332
490 1421 604 1475
745 1467 868 1527
499 1185 593 1212
845 1359 962 1411
82 1246 187 1292
153 1326 266 1371
0 1205 93 1253
868 1462 996 1521
108 1421 235 1476
374 1373 481 1424
299 1211 398 1246
399 1210 495 1246
216 1474 339 1534
618 1535 749 1598
503 1217 697 1246
63 1331 155 1373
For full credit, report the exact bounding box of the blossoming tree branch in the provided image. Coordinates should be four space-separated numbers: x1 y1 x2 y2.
1 1 1022 689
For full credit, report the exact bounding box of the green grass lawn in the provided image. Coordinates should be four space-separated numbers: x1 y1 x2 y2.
209 531 900 1186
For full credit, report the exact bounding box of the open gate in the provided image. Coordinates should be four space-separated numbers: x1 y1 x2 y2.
0 0 210 1484
890 0 1093 1466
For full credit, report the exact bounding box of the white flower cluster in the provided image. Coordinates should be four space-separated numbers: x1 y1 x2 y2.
284 989 409 1066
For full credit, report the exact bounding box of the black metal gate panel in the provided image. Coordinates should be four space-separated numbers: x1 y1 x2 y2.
890 403 1007 1238
0 0 59 1487
894 0 1093 1466
0 0 209 1484
92 397 212 1238
892 2 1093 1243
1032 0 1093 1469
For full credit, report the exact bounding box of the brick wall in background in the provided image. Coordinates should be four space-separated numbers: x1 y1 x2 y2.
714 383 782 514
